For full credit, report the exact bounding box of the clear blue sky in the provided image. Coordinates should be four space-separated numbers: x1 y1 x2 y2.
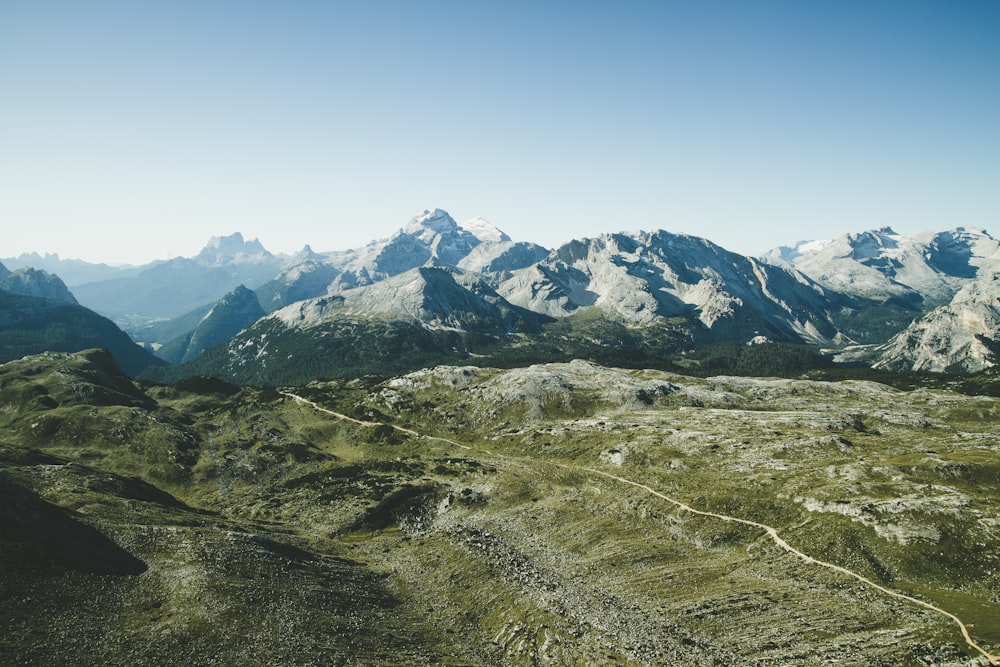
2 1 998 264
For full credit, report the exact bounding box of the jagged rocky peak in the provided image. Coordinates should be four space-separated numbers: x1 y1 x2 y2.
185 286 265 361
269 266 543 335
399 209 511 255
762 226 1000 306
925 227 1000 279
554 236 597 263
196 232 272 264
457 239 550 277
253 253 342 313
874 273 1000 373
0 260 11 280
213 284 258 308
405 210 482 262
293 244 324 261
153 284 268 365
765 227 982 305
845 227 901 261
332 208 492 290
334 266 536 333
496 228 843 345
0 267 78 304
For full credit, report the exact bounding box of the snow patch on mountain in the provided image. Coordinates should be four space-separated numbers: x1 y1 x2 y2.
763 227 1000 306
459 216 511 244
759 238 833 268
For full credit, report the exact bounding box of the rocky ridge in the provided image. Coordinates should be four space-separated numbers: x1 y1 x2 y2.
0 291 164 376
875 273 1000 372
329 209 491 290
0 266 78 304
156 285 266 364
8 210 1000 377
270 267 546 335
497 231 846 343
763 227 1000 306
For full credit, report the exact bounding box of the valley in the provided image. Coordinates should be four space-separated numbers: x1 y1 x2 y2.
5 213 1000 385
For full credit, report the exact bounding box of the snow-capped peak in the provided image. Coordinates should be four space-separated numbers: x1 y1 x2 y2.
758 238 832 268
798 239 834 255
404 209 458 236
460 217 512 244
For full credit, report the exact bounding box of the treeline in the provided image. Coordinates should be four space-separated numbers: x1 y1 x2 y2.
142 319 464 386
804 366 1000 397
0 290 164 377
142 310 843 387
135 304 997 395
686 341 835 377
828 297 923 344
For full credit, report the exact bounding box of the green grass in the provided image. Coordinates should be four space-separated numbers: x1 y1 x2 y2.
2 351 999 664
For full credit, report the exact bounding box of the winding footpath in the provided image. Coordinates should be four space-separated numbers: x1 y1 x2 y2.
579 466 999 665
282 391 999 665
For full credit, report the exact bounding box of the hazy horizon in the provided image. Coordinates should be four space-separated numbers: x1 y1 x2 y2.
3 2 997 265
3 210 993 269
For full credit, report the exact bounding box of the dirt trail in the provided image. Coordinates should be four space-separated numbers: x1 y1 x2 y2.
579 466 999 666
283 391 999 665
281 392 496 455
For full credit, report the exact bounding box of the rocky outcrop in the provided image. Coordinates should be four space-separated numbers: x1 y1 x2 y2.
330 210 488 290
0 267 78 304
157 285 266 364
874 273 1000 372
272 266 546 335
195 232 273 265
254 246 341 312
763 227 1000 307
496 231 846 344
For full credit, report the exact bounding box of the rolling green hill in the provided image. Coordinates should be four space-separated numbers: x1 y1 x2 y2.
2 350 997 664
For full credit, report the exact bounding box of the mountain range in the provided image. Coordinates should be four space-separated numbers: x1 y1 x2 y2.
763 226 1000 307
3 213 1000 663
4 211 1000 381
67 233 282 322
